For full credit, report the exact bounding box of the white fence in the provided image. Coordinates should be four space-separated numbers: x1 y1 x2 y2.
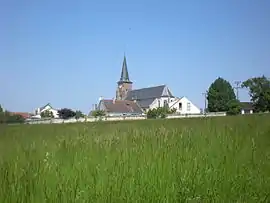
25 112 227 125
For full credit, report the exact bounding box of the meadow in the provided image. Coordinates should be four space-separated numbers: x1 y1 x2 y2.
0 115 270 202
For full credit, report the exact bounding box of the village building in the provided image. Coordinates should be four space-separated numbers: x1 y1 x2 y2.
96 55 201 115
240 102 254 114
33 103 59 118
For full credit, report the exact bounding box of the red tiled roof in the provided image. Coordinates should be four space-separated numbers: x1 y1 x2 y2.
10 112 32 119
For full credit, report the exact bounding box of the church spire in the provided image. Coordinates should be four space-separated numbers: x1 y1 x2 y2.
118 55 132 84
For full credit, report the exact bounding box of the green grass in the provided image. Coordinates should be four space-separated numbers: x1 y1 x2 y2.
0 115 270 202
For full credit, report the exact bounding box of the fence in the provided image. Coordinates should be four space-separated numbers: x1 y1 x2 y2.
24 112 227 125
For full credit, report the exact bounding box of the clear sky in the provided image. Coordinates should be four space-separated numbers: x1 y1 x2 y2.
1 0 269 114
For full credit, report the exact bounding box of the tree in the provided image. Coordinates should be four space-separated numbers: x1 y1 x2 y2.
146 107 176 119
241 76 270 112
0 105 3 113
58 108 76 119
207 77 236 112
227 99 241 115
91 110 106 118
40 110 54 118
75 110 84 120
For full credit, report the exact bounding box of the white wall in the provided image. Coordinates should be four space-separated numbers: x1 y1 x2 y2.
169 97 201 114
149 97 175 109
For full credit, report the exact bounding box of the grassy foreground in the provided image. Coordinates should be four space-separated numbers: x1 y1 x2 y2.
0 115 270 202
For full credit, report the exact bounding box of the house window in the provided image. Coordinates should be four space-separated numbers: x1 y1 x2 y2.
187 102 191 111
158 100 160 107
178 103 182 110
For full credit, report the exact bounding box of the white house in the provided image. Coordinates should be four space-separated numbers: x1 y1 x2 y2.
149 96 200 114
34 103 59 118
168 97 201 114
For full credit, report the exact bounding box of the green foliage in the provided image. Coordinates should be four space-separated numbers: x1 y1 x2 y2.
0 115 270 202
207 77 236 112
242 76 270 112
58 108 76 119
227 99 241 115
0 105 3 113
147 107 175 119
0 111 25 124
40 110 54 118
91 110 106 118
75 110 84 119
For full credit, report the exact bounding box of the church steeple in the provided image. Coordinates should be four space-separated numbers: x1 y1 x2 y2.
118 55 132 84
116 55 133 100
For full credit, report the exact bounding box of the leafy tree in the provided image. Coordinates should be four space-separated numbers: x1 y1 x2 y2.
147 108 158 119
207 77 236 112
0 105 3 113
75 110 84 119
227 99 241 115
147 107 175 119
40 110 54 118
91 110 106 118
241 76 270 112
58 108 76 119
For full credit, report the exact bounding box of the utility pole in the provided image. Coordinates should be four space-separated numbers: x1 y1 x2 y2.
234 81 242 100
202 91 208 114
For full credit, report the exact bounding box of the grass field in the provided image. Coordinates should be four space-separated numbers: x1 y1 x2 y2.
0 115 270 202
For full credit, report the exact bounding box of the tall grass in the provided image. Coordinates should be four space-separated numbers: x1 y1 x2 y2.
0 115 270 202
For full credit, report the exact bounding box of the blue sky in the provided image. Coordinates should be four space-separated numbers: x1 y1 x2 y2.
0 0 269 113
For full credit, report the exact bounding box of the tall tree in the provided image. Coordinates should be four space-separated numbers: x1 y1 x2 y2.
241 76 270 112
207 77 237 112
0 105 3 113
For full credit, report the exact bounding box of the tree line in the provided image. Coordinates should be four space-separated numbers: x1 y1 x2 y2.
207 75 270 115
0 107 85 124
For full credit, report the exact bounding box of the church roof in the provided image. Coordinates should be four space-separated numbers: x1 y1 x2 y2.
118 55 132 84
125 85 174 108
125 85 174 100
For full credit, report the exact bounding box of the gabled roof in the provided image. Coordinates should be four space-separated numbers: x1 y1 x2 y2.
125 85 174 101
40 103 53 112
240 102 254 110
100 99 143 114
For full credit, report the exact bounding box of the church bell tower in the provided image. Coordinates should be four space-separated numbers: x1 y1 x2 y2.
116 55 132 100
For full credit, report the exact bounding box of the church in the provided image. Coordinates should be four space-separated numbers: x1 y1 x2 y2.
96 56 201 116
